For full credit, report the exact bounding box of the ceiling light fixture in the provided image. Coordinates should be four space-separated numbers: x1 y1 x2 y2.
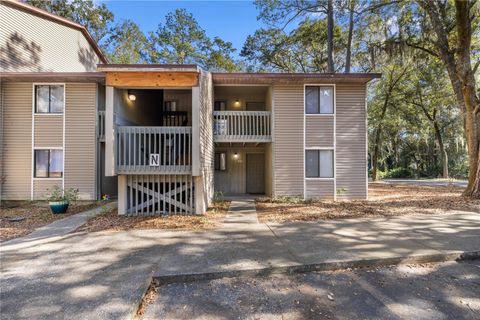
128 90 136 101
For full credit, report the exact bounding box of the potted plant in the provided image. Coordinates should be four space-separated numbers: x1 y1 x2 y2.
46 186 79 214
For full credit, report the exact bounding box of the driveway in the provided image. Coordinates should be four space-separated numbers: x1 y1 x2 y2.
142 259 480 319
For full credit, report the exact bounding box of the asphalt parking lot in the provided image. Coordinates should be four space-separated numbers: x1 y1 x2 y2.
142 259 480 320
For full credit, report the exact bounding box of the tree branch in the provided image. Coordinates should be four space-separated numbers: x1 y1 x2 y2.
404 40 439 57
473 60 480 74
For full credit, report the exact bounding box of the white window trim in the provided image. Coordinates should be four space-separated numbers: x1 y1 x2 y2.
33 84 66 115
31 83 66 199
303 84 337 200
305 85 336 116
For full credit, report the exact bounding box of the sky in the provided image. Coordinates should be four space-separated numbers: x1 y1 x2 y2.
101 1 267 58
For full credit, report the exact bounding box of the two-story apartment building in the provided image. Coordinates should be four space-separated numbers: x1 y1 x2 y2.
0 0 380 215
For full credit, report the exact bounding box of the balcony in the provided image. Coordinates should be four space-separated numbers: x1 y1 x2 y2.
213 111 272 143
116 126 192 174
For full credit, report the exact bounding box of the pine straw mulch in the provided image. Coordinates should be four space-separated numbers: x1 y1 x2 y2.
256 183 480 223
0 201 104 242
76 201 231 233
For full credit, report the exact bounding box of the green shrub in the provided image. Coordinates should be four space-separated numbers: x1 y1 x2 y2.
268 195 311 204
382 167 414 179
450 161 469 179
45 186 79 203
213 191 224 203
368 169 387 179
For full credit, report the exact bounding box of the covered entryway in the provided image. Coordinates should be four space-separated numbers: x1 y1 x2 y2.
246 153 265 194
214 145 271 196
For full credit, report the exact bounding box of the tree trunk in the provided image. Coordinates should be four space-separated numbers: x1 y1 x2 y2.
433 121 448 178
472 153 480 198
345 0 355 73
454 0 480 197
371 126 382 181
371 97 390 181
463 104 480 196
327 0 335 72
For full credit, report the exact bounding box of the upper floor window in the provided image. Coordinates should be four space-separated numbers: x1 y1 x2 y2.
34 149 63 178
305 86 334 114
35 85 64 113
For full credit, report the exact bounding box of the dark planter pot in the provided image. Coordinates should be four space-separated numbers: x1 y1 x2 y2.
49 201 69 214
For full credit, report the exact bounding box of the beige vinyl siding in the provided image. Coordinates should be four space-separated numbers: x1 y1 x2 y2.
1 82 32 199
34 115 63 148
0 3 100 72
33 179 62 199
198 71 214 209
305 179 334 199
0 80 3 200
272 85 304 196
64 83 97 200
192 71 214 213
336 83 367 199
265 143 273 196
305 116 334 148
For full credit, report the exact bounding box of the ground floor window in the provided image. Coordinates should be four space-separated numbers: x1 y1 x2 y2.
305 149 334 178
214 152 227 171
34 149 63 178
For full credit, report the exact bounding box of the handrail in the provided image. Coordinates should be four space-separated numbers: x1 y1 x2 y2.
213 111 271 142
116 126 192 174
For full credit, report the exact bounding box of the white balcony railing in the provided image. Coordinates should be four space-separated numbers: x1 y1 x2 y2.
116 126 192 174
98 111 105 141
213 111 271 142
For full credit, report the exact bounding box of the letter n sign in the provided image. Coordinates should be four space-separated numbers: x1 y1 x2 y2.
149 153 160 166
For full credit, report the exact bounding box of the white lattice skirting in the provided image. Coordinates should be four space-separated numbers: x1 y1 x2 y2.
125 175 195 215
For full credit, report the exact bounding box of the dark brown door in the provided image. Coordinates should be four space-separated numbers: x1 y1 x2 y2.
246 153 265 194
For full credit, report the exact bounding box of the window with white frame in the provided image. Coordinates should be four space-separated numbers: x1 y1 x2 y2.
305 86 334 114
34 149 63 178
305 150 334 178
35 85 64 113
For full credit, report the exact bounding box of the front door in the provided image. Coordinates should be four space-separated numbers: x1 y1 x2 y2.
246 153 265 194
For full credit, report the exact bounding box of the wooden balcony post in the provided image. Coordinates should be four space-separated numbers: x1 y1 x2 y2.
118 175 127 215
192 86 200 176
105 86 116 176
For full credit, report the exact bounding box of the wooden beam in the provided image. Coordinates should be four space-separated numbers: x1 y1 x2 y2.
105 72 199 87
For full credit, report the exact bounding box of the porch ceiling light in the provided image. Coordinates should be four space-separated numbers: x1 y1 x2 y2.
128 90 136 101
234 99 240 107
234 152 239 159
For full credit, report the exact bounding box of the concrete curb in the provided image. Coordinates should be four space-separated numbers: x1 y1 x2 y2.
129 269 156 320
153 251 480 285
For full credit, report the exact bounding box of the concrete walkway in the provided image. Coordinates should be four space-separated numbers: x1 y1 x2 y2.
3 201 117 249
1 200 479 320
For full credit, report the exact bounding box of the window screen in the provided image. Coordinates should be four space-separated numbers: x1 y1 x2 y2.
305 86 334 114
305 150 320 177
34 149 63 178
214 152 226 171
305 150 334 178
35 85 64 113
